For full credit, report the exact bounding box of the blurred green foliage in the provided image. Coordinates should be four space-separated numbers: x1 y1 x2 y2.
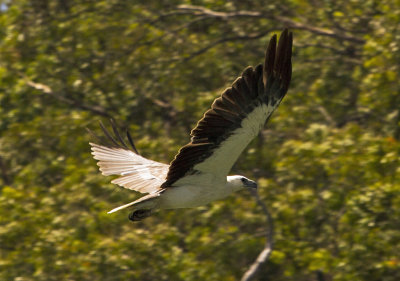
0 0 399 280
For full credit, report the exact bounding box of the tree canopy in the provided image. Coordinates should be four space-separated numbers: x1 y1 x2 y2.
0 0 399 280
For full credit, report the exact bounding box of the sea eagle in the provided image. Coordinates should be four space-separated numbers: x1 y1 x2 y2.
90 29 293 221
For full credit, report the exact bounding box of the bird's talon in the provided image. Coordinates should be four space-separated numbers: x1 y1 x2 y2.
129 209 152 221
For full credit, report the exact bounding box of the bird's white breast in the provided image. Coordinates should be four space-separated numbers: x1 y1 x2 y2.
158 182 232 209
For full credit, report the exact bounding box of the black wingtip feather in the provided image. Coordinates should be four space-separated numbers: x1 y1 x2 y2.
263 28 293 99
89 120 140 155
275 29 289 73
126 129 139 155
285 31 293 90
110 119 128 149
86 127 102 143
264 34 277 85
99 120 120 147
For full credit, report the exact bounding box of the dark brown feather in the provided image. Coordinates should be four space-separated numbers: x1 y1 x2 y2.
162 29 293 187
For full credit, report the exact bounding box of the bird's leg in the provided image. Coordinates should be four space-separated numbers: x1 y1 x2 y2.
129 209 152 221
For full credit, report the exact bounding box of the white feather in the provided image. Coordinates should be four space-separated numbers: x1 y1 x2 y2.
90 143 169 193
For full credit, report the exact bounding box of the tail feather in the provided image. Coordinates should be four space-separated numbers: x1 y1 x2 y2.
107 201 138 214
107 190 163 214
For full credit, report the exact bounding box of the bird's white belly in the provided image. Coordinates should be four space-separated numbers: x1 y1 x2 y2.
158 184 231 209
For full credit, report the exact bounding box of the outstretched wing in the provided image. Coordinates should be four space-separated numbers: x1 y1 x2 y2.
162 29 292 187
89 121 169 194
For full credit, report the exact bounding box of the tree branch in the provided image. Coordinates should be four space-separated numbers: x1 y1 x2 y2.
183 30 273 62
296 43 348 55
26 80 112 118
241 188 274 281
176 5 365 44
316 105 336 126
177 5 263 19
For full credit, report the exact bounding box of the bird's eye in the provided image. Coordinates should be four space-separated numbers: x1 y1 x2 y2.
241 178 246 183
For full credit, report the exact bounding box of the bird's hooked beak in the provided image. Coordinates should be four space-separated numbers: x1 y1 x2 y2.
245 180 258 189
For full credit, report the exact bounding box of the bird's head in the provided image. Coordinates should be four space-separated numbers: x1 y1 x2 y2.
227 175 258 192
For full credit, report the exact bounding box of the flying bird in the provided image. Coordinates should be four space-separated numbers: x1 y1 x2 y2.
90 29 293 221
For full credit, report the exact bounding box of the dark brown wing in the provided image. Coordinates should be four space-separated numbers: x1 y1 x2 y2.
162 29 293 188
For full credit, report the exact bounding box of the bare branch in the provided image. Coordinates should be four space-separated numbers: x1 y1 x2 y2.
316 105 336 126
303 56 362 65
241 188 274 281
176 5 365 44
296 43 348 55
183 30 273 62
177 5 262 19
26 80 112 118
273 15 364 44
